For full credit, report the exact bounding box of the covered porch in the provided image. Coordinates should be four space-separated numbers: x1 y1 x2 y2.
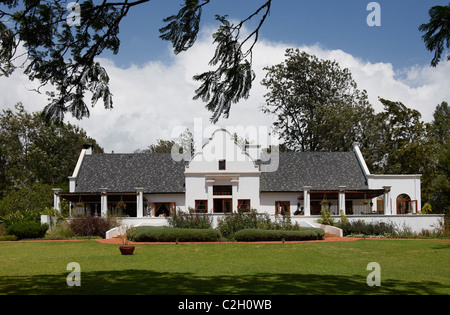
55 189 144 217
299 186 387 216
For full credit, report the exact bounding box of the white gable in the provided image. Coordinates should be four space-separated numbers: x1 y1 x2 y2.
186 128 259 173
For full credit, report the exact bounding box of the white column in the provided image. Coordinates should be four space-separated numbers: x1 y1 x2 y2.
383 186 391 215
303 186 311 216
100 188 108 217
231 179 239 212
338 186 346 215
206 179 214 214
135 188 144 218
52 188 62 212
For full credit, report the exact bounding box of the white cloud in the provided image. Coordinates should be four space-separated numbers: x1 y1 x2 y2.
0 34 448 153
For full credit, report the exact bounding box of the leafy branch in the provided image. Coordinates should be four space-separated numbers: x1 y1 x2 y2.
1 0 272 123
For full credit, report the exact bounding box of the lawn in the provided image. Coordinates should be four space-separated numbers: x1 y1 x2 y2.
0 239 449 295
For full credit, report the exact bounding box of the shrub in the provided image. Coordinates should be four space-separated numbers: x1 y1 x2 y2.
234 228 325 242
6 222 49 240
0 235 18 241
316 207 335 226
69 215 119 239
1 209 41 227
337 220 396 237
167 211 213 229
44 222 75 240
217 212 303 240
128 226 221 242
217 212 260 239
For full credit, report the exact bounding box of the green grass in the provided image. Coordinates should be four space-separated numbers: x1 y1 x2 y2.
0 239 449 295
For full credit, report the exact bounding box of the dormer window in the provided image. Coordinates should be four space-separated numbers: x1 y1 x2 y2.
219 159 226 170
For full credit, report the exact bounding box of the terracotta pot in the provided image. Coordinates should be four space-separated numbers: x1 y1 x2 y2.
119 245 135 255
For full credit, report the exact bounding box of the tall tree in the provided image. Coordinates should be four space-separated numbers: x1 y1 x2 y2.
419 3 450 67
375 98 428 175
261 49 372 152
0 103 103 193
424 101 450 213
0 0 273 123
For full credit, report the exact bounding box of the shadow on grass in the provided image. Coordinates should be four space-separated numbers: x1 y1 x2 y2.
1 269 447 295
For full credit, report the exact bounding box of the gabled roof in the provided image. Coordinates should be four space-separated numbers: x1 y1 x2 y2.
74 151 367 194
259 151 368 192
75 153 186 194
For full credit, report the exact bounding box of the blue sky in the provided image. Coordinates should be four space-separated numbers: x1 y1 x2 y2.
1 0 449 152
113 0 447 70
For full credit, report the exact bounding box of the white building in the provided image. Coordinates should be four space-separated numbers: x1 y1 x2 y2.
56 128 422 220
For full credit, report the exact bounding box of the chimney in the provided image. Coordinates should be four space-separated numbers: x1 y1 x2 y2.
83 144 93 155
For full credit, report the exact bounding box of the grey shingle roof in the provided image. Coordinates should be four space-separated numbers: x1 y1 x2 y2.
75 153 186 193
75 151 367 194
259 151 368 192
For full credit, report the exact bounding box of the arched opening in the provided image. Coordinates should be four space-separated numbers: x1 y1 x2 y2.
396 194 416 214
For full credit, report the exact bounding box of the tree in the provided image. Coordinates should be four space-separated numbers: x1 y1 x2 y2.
375 98 428 175
141 128 195 156
0 103 103 193
0 0 273 123
419 3 450 67
144 139 176 154
424 101 450 213
261 48 373 152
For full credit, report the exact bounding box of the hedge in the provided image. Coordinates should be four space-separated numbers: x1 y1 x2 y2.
234 228 325 242
128 226 221 242
6 222 49 240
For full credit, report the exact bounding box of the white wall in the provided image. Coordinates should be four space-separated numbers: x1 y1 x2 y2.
260 192 301 215
185 175 208 211
368 175 422 213
187 128 258 173
184 128 261 213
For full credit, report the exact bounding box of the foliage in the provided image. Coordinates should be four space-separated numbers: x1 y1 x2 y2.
420 202 433 214
216 212 302 240
0 103 102 193
44 222 75 240
167 211 213 229
128 226 221 242
0 104 102 223
337 220 397 237
419 3 450 67
316 207 335 226
339 210 348 224
0 0 273 123
6 222 48 240
0 208 42 227
423 102 450 214
261 49 374 153
0 182 53 218
234 228 324 242
0 235 17 241
68 215 119 239
261 48 449 213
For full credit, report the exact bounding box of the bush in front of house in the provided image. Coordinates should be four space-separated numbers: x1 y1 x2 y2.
69 215 119 239
128 226 221 242
217 212 305 240
234 228 325 242
6 222 49 240
167 211 214 229
337 220 397 237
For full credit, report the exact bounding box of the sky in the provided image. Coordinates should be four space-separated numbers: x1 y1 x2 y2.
1 0 449 153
